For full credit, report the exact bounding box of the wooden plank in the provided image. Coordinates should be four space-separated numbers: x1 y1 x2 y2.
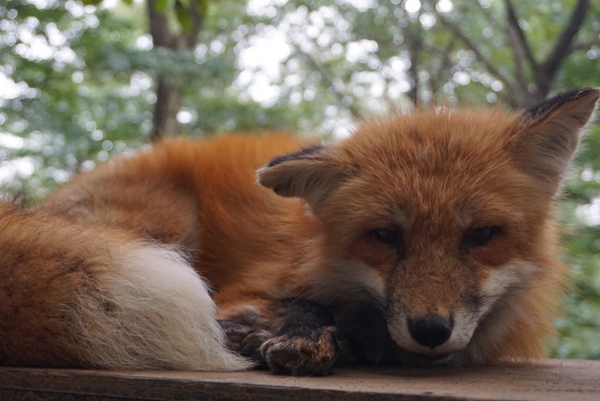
1 359 599 401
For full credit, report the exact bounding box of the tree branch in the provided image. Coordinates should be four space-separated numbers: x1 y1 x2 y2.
505 26 531 103
542 0 590 77
426 37 456 101
440 18 505 81
406 30 421 108
435 12 520 107
533 0 591 99
571 30 600 51
293 45 362 119
504 1 535 105
504 0 538 70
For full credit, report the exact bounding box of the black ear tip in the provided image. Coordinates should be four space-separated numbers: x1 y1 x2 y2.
554 87 599 100
586 87 600 101
266 144 327 167
572 87 600 102
523 87 600 121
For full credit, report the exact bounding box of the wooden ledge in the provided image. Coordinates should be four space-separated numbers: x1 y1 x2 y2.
1 359 599 401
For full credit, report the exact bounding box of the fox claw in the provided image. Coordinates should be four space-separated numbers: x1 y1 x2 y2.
219 320 272 364
260 326 338 376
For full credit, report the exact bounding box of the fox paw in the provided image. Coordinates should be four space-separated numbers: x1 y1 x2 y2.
219 320 273 363
260 326 338 376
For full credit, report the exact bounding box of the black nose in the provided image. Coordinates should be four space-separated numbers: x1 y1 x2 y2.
408 315 452 348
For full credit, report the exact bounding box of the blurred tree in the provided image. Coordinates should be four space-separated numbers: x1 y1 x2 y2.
0 0 599 357
0 0 153 198
254 0 599 114
145 0 205 140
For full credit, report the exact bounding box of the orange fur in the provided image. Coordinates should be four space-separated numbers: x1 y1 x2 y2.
0 89 598 371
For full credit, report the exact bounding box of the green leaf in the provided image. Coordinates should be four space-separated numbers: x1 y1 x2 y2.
154 0 169 13
175 0 194 34
197 0 209 15
80 0 103 5
122 0 133 5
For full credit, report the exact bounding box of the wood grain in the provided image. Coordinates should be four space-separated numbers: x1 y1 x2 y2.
1 360 599 401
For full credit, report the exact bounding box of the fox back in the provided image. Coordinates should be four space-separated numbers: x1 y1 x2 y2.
0 88 598 374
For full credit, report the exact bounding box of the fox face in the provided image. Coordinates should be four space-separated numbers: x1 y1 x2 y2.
259 88 600 363
322 121 548 361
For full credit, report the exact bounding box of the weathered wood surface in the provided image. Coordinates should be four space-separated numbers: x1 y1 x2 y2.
1 359 599 401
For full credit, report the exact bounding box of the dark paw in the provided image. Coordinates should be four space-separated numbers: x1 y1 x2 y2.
219 320 273 363
260 326 338 376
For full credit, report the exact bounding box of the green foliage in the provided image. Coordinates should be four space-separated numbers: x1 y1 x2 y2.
174 0 194 34
1 0 599 359
0 0 152 198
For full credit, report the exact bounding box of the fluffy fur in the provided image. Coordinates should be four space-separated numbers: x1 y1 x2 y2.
0 88 598 373
0 204 248 370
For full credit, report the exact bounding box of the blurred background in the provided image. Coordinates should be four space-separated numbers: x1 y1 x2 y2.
0 0 599 358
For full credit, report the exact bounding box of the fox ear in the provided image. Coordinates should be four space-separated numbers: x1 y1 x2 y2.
511 87 600 196
257 144 350 213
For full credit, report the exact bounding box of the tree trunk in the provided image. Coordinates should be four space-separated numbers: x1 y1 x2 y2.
147 0 204 141
152 77 182 140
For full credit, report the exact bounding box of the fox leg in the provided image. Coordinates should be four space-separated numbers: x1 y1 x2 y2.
217 297 339 376
218 320 272 368
260 299 339 376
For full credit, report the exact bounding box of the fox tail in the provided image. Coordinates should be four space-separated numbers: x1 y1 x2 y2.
0 202 249 371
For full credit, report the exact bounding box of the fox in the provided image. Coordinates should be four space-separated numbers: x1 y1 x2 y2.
0 88 598 376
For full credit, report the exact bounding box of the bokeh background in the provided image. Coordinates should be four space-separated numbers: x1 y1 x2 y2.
1 0 599 358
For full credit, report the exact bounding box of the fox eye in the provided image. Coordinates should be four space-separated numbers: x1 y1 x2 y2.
370 228 402 247
464 226 500 248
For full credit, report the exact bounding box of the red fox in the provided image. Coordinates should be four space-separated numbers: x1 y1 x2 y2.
0 88 598 376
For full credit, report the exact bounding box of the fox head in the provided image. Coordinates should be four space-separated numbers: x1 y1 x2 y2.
258 88 600 363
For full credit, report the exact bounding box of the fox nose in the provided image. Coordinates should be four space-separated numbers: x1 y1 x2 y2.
408 315 452 348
